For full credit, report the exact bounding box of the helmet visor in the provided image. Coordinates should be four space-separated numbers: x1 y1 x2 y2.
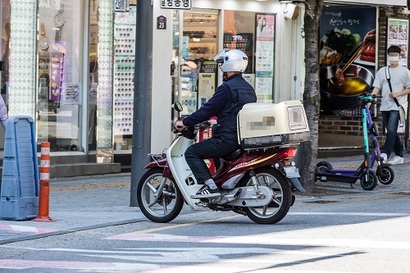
213 48 229 63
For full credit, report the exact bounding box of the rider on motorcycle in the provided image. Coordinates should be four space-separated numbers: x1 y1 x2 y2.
174 49 257 198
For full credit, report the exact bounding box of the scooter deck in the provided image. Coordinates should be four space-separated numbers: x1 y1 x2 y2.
315 169 359 183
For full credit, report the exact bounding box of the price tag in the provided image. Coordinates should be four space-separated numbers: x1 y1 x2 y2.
160 0 192 10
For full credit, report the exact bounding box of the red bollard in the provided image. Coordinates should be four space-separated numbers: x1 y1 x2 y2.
33 142 54 222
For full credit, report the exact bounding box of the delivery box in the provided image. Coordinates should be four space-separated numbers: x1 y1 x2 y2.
237 100 310 150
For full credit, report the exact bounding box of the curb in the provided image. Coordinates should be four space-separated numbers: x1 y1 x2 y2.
0 218 143 245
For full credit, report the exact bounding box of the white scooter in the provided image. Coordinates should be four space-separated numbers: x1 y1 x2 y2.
137 101 310 224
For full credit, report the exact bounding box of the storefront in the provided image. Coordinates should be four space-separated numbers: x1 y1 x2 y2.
152 0 306 153
1 0 138 164
319 0 409 150
2 0 407 168
1 0 94 154
1 0 307 161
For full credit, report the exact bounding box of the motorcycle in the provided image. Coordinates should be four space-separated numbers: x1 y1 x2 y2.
137 101 310 224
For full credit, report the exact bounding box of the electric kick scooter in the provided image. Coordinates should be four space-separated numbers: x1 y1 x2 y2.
315 94 395 191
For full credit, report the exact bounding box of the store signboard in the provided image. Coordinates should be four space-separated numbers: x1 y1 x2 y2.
319 6 377 116
113 6 136 136
255 13 276 102
114 0 129 12
387 18 409 68
198 60 217 106
160 0 192 10
327 0 406 5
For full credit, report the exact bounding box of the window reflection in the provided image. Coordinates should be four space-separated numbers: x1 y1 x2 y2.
37 1 82 151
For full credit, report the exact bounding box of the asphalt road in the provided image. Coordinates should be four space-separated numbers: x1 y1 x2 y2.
1 154 410 272
0 189 409 273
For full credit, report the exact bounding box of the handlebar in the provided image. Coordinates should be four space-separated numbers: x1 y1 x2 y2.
173 120 212 139
359 93 382 105
197 121 211 130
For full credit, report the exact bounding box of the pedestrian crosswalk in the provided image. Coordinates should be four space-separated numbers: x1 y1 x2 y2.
1 211 409 272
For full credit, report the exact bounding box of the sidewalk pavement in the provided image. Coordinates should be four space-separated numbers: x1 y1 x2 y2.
1 154 409 244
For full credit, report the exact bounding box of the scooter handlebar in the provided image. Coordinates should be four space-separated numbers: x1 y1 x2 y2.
197 121 211 131
359 93 382 105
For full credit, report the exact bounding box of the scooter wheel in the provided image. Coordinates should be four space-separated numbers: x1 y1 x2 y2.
137 168 184 223
316 161 333 171
239 167 292 225
376 165 395 185
359 170 377 191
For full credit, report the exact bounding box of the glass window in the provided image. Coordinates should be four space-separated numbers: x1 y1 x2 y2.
171 10 180 122
37 1 83 151
87 0 99 151
0 0 11 150
224 10 276 102
180 10 219 114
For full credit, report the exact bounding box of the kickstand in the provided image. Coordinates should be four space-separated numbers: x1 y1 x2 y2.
350 183 354 188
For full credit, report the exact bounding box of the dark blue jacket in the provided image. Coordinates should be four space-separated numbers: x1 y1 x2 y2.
183 74 257 142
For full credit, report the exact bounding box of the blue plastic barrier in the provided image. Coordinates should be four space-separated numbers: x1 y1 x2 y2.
0 116 39 220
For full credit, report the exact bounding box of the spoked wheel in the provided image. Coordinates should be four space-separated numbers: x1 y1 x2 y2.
376 165 395 185
359 170 377 191
240 167 292 224
137 168 184 223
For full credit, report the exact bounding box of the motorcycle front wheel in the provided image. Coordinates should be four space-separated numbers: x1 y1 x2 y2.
137 168 184 223
240 167 292 224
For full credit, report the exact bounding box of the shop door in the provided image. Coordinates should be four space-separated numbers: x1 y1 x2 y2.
176 9 219 115
37 1 83 152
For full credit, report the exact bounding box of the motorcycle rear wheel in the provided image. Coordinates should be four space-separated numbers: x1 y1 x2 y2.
240 167 292 224
137 168 184 223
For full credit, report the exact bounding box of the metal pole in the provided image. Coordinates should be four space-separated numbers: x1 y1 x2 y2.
130 0 153 207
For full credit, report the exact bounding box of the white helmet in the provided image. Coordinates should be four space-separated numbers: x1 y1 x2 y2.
213 49 248 73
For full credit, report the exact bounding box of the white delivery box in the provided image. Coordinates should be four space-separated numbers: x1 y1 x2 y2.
237 100 310 150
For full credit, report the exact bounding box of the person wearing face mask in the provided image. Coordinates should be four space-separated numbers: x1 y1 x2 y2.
371 45 410 165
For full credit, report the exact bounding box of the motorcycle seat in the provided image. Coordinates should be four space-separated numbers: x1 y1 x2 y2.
222 148 243 161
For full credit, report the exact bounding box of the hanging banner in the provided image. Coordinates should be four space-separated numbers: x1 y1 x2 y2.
319 6 377 116
255 13 275 102
387 18 409 68
49 42 66 101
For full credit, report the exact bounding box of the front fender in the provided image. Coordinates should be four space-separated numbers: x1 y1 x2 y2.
145 157 168 169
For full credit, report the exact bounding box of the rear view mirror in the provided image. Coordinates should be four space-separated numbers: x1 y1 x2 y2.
174 101 183 112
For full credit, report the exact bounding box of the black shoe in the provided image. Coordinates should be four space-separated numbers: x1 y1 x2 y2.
191 185 221 199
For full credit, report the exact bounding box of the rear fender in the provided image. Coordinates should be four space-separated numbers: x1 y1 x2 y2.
228 147 296 173
288 177 306 193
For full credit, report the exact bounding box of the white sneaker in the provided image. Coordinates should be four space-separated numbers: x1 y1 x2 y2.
388 156 404 165
381 153 388 163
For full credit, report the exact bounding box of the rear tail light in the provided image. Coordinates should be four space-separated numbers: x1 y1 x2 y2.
281 147 297 159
